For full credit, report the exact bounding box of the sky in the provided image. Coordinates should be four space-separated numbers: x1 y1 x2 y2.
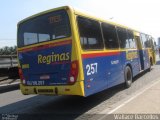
0 0 160 48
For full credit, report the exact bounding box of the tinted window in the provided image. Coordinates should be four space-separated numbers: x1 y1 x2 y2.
18 10 71 47
102 23 119 49
140 33 147 48
127 30 136 49
116 27 129 49
77 17 104 50
144 35 152 48
148 36 154 48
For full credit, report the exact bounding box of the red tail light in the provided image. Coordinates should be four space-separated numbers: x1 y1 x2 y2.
68 61 78 84
18 68 25 84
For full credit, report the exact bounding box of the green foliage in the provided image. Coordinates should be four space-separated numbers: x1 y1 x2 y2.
0 46 17 55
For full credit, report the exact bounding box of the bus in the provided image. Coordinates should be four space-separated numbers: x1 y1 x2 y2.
17 6 156 97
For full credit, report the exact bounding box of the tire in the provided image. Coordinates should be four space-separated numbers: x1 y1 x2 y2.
124 66 132 88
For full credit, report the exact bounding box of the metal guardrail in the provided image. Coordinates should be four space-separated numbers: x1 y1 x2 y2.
0 55 18 68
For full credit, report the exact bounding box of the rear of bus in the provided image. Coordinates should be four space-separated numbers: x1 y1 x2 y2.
17 6 85 96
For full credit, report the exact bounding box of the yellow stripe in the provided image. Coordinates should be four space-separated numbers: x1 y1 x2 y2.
81 49 139 55
17 37 72 51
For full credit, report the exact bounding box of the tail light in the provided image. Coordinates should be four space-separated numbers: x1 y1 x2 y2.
68 61 78 84
18 67 25 84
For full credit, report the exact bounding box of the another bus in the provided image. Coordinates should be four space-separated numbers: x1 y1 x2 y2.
17 6 156 97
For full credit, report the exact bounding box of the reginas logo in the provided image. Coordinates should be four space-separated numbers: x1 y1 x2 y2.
38 52 70 64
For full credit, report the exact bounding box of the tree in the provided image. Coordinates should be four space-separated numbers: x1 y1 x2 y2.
0 46 17 55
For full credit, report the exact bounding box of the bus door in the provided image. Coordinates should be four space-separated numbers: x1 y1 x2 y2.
140 33 150 70
151 37 156 64
135 35 144 71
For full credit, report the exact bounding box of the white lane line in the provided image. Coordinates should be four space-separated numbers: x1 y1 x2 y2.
99 78 160 120
0 81 20 87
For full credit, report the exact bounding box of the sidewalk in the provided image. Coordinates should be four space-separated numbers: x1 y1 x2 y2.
114 79 160 114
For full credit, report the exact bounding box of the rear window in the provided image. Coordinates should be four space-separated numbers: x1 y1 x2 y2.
18 10 71 47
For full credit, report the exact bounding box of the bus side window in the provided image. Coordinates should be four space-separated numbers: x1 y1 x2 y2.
140 33 147 48
145 35 152 48
148 36 153 48
116 27 129 49
102 23 119 49
77 16 104 50
127 30 137 49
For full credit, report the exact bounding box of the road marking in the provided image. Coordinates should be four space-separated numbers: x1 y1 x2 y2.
0 81 19 87
98 78 160 120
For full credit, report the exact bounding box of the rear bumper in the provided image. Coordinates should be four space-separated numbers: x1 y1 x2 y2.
20 81 85 96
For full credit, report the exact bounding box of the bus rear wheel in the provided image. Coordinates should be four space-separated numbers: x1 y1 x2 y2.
124 66 132 88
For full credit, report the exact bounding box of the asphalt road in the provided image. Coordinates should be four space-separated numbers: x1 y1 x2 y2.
0 61 160 120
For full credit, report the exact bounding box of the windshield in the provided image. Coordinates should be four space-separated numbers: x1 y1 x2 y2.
18 10 71 47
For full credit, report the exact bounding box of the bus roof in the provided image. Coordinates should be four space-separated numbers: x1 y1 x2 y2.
17 6 73 25
73 9 146 35
18 5 152 37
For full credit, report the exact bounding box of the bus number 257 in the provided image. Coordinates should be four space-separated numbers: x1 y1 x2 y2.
86 63 98 76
